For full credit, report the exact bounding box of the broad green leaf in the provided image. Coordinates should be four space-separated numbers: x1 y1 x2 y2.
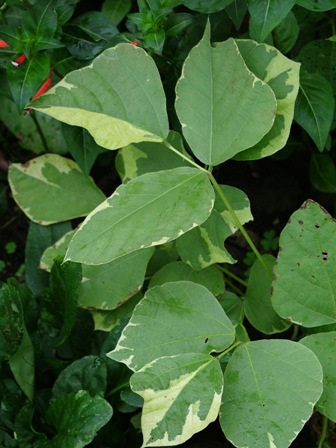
234 39 300 160
30 44 169 149
44 391 112 448
220 340 323 448
294 72 334 151
149 261 225 297
272 200 336 327
177 185 253 269
0 283 23 360
7 53 50 113
309 153 336 193
175 25 276 165
273 11 299 54
116 131 191 182
131 353 223 447
0 98 68 154
52 356 107 400
181 0 234 13
40 232 154 310
296 0 336 11
247 0 296 42
244 255 291 334
62 123 106 176
300 332 336 422
79 248 154 310
65 167 214 265
8 154 105 225
102 0 132 26
108 281 235 371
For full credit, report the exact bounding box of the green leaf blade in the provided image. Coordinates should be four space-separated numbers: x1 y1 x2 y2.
65 167 215 265
175 25 276 165
30 44 169 149
131 354 223 447
108 281 235 371
220 340 323 447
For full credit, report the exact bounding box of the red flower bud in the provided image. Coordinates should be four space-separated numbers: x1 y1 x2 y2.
12 53 27 67
130 41 138 46
0 40 9 48
31 69 53 100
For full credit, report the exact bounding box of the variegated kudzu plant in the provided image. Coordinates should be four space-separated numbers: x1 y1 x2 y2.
6 19 336 448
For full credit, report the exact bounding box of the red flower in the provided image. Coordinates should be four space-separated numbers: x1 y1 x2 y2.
31 69 53 100
0 39 9 48
12 53 27 67
130 41 138 46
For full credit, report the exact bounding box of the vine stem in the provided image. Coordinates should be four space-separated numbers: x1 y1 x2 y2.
208 172 273 277
164 140 272 277
218 265 248 288
216 341 242 360
317 415 329 448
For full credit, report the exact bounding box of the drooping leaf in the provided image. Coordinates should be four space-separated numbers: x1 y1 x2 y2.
272 10 299 54
175 24 276 165
244 255 291 334
108 281 235 371
272 200 336 327
52 356 107 400
131 353 223 447
309 153 336 193
220 340 323 447
247 0 296 42
294 72 334 151
116 131 191 182
7 53 50 113
177 185 253 268
300 332 336 422
65 167 214 265
225 0 248 30
9 327 34 401
149 261 225 297
30 44 169 149
8 154 106 224
181 0 234 13
234 39 300 160
296 0 336 11
44 391 112 448
102 0 132 26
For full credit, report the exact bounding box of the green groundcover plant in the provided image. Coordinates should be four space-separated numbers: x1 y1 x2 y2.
0 0 336 447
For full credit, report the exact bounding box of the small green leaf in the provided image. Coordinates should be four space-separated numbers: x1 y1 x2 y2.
9 327 34 401
65 167 214 265
175 24 276 165
225 0 248 30
300 332 336 422
30 44 169 149
244 255 291 334
272 200 336 327
295 0 336 11
218 291 244 325
131 353 223 447
273 11 299 54
8 154 106 225
247 0 296 42
45 391 112 448
52 356 107 400
220 340 323 447
0 283 23 360
108 281 235 371
294 72 334 152
7 53 50 113
149 261 225 297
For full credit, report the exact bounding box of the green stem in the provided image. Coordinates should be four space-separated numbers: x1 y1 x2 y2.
224 276 244 296
31 111 49 153
317 415 329 448
208 173 273 277
163 139 208 173
218 265 248 288
106 379 131 398
216 341 242 360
